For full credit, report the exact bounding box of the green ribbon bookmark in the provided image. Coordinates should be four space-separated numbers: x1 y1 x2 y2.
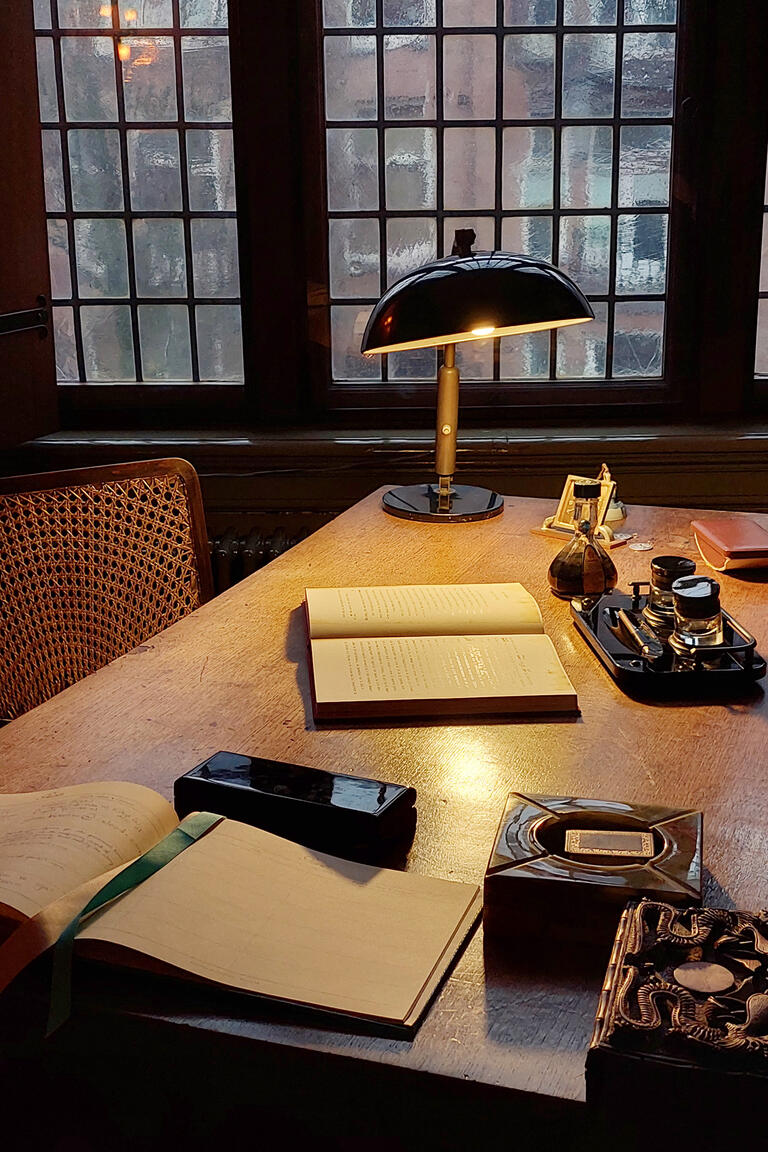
46 810 222 1037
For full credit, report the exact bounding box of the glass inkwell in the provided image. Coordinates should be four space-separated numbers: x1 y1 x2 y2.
668 575 725 667
642 555 697 635
548 481 617 602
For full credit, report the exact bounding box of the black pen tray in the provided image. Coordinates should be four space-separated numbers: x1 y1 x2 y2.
571 585 766 697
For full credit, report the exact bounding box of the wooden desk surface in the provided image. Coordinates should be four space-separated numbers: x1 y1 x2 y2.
2 489 768 1132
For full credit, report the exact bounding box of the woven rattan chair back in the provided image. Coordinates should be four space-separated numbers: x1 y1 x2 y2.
0 458 213 721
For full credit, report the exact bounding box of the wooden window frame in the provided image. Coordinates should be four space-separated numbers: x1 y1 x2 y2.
11 0 768 433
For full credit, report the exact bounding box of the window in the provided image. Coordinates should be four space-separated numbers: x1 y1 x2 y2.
320 0 677 393
34 0 243 388
5 1 768 431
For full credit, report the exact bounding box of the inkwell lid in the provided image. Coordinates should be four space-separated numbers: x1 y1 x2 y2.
573 481 601 499
651 555 696 591
672 574 721 619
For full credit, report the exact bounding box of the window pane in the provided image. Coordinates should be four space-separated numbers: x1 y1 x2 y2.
133 218 187 296
443 35 496 120
36 39 59 122
121 1 174 26
121 37 177 121
562 34 615 118
625 0 677 24
500 330 550 378
385 127 437 210
47 219 72 299
444 0 495 26
74 219 130 297
504 0 556 24
760 215 768 294
563 0 616 23
61 37 118 121
327 128 379 210
35 0 53 30
384 35 435 120
387 217 436 286
42 131 66 210
560 125 612 208
501 215 553 261
756 300 768 377
556 300 608 377
69 129 124 210
618 125 671 207
191 218 240 297
387 347 436 379
621 33 675 118
181 36 231 121
456 339 493 379
615 213 667 294
81 305 135 380
196 305 243 380
53 307 79 381
179 0 228 27
323 0 376 27
558 214 612 294
445 127 495 210
443 216 495 254
503 34 555 119
331 306 380 379
613 300 664 376
383 0 435 26
57 1 111 28
324 36 377 121
329 218 381 297
138 305 192 379
187 129 236 210
127 129 182 210
502 127 553 209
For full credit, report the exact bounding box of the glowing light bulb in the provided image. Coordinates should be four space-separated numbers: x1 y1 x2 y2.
471 326 495 336
117 40 131 61
124 7 138 19
99 3 112 16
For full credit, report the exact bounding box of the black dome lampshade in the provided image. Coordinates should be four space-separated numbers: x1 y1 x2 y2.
361 230 594 523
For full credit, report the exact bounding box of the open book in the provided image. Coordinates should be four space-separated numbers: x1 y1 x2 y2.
305 583 578 720
0 781 480 1035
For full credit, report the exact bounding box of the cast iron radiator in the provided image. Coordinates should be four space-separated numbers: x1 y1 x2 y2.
207 526 312 595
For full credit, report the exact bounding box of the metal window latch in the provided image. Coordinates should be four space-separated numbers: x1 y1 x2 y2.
0 296 49 338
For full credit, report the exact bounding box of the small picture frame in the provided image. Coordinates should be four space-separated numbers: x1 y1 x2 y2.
546 472 616 535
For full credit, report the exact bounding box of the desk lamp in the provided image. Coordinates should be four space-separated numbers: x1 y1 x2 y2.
361 230 593 522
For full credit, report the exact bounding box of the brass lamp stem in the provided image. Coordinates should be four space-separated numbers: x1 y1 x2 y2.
435 342 459 510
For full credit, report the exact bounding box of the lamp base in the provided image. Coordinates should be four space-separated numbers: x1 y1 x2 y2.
382 483 504 523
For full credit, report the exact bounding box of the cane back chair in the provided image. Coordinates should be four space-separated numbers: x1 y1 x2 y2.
0 458 213 721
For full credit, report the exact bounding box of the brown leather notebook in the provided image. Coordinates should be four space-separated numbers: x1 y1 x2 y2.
691 517 768 571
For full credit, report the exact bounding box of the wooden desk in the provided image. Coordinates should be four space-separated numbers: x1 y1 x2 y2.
2 490 768 1150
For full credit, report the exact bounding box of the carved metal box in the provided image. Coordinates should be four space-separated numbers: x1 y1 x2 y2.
483 794 702 945
587 900 768 1149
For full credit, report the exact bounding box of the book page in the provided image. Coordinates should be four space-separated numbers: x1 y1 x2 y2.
305 583 544 640
311 633 576 711
78 820 480 1025
0 781 178 920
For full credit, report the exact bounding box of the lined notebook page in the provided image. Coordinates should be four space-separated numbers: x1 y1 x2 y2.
0 782 178 919
78 820 480 1024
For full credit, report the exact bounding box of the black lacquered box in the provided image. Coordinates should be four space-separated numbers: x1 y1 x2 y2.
587 900 768 1150
483 793 702 946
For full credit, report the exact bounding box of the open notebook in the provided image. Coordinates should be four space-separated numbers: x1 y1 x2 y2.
0 781 481 1035
305 582 578 720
